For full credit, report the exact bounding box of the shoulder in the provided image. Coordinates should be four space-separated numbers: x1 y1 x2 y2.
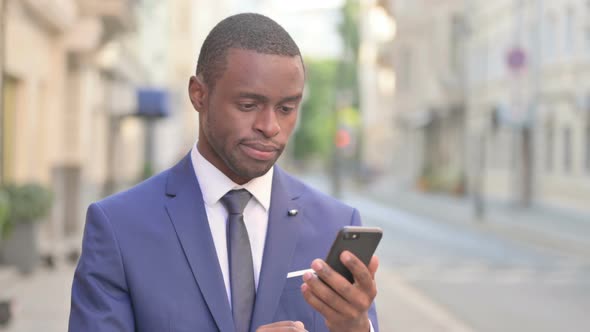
93 169 171 215
277 168 357 219
94 153 192 212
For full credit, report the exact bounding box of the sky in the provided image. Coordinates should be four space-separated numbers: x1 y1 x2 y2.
190 0 347 59
260 0 346 59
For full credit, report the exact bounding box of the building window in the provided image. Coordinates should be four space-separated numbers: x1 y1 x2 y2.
450 15 464 73
565 7 575 55
511 131 518 170
1 75 18 182
563 127 572 173
398 48 412 91
546 122 554 172
544 13 557 61
586 124 590 172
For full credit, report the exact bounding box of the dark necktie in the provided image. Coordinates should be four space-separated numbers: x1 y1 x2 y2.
221 189 255 332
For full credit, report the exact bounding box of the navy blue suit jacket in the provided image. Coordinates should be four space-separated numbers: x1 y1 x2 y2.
69 154 379 331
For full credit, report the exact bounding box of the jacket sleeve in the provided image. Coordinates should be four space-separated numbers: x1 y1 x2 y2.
68 203 135 332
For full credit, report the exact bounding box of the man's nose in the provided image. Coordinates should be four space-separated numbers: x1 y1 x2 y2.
254 108 280 138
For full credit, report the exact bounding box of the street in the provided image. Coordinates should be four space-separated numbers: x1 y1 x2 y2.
346 192 590 332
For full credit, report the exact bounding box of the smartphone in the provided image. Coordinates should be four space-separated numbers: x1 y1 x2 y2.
324 226 383 284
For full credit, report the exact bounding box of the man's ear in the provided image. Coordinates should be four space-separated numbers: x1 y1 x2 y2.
188 75 207 112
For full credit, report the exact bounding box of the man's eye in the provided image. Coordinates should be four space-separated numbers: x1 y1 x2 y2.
239 103 257 111
279 106 294 114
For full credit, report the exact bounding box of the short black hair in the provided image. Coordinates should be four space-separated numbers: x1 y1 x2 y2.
196 13 302 88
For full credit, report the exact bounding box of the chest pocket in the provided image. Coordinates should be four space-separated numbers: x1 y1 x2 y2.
283 276 305 292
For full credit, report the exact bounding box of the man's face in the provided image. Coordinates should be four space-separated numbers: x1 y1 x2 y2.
189 48 305 184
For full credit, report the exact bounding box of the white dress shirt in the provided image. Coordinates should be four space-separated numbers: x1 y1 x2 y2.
191 144 272 307
191 144 375 332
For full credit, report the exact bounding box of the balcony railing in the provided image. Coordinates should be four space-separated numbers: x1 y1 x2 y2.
22 0 77 32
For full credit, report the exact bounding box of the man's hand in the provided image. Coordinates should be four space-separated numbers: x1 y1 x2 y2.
256 320 307 331
301 251 379 332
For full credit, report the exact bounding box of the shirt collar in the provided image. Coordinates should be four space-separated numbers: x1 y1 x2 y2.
191 143 273 211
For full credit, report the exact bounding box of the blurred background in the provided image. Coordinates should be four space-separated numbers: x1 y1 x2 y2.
1 0 589 331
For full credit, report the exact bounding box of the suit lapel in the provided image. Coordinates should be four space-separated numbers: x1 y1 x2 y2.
250 167 303 330
164 154 235 332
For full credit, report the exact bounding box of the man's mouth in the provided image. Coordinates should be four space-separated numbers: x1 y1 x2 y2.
240 143 280 161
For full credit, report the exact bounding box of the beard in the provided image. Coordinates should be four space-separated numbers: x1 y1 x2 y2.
204 125 284 181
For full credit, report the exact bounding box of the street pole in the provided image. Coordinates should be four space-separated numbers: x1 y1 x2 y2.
517 0 533 208
521 0 542 208
474 133 487 220
462 0 487 220
515 0 538 208
507 0 534 208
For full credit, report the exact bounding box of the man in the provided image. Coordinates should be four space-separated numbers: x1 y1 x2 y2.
69 13 379 332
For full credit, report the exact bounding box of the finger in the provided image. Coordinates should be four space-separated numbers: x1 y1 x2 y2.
340 251 375 292
309 258 376 314
368 255 379 280
309 259 362 304
262 321 302 327
310 259 350 289
256 320 306 331
302 270 355 317
301 282 340 322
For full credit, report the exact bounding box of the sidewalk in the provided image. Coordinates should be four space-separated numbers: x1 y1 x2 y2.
376 265 474 332
364 176 590 261
0 264 74 332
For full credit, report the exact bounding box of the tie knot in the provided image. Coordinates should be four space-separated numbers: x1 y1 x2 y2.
221 189 252 215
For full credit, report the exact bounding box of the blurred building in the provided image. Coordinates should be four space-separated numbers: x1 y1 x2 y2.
465 0 590 212
1 0 138 262
361 0 467 192
0 0 198 265
364 0 590 213
136 0 198 172
358 0 397 175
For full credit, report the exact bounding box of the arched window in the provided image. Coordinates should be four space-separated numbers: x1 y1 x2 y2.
565 7 575 55
544 12 558 61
